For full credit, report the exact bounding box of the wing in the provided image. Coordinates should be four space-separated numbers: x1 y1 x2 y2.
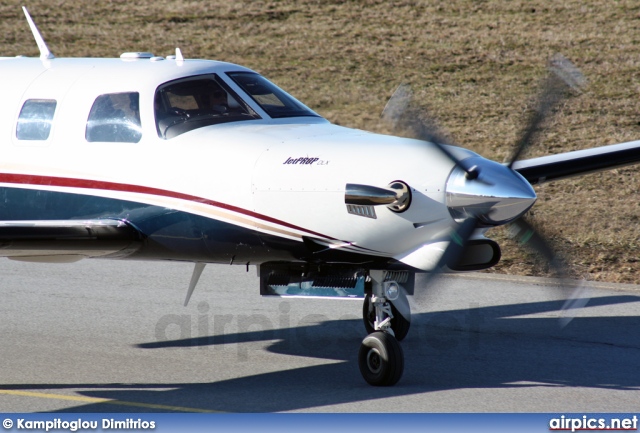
512 139 640 185
0 219 142 262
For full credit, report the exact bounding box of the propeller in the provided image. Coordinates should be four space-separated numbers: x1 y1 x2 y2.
383 54 587 325
508 216 590 326
507 53 585 168
382 84 481 180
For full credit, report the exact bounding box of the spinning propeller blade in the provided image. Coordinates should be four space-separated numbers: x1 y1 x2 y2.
508 217 589 325
383 54 589 321
507 53 586 168
407 216 479 304
381 84 480 178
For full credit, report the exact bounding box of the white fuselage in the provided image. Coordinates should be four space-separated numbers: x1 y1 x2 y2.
0 54 495 269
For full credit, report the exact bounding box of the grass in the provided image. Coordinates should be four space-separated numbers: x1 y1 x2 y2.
1 0 640 283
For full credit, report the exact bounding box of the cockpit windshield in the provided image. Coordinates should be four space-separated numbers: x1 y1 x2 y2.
155 75 259 139
226 72 320 119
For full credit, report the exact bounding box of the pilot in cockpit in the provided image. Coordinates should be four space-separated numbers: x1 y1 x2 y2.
200 82 229 115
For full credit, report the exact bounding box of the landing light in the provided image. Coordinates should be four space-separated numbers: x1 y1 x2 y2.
383 281 400 301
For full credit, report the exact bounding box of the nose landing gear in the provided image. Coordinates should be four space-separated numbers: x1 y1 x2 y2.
358 270 411 386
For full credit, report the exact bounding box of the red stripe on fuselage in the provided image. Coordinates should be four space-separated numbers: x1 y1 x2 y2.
0 172 334 240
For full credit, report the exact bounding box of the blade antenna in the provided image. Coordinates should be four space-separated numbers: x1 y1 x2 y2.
22 7 54 60
175 47 184 66
184 262 206 306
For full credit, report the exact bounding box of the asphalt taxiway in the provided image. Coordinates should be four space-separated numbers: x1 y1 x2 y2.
1 259 639 412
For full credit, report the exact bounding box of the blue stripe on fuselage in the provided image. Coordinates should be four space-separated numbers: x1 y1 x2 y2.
0 186 397 267
0 186 297 263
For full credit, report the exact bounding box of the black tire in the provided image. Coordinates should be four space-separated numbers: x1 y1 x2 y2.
362 294 411 341
358 331 404 386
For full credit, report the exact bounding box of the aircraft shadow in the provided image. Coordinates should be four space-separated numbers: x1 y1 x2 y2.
4 294 640 412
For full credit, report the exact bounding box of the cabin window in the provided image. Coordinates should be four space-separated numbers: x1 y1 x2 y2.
86 92 142 143
226 72 319 119
155 75 259 139
16 99 57 140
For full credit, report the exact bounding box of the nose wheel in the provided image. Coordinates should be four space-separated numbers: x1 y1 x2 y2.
358 331 404 386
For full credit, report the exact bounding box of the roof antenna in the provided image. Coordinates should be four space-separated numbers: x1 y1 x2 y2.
175 47 184 65
22 6 54 60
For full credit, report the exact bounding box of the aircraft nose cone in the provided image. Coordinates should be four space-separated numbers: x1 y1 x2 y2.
445 157 537 226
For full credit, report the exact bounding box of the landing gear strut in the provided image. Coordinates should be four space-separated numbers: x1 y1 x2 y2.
362 293 410 341
358 270 410 386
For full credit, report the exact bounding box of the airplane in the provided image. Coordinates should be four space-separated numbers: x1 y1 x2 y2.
2 7 640 386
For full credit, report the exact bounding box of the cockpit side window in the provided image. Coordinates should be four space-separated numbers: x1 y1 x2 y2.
155 75 259 139
226 72 319 119
86 92 142 143
16 99 57 141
